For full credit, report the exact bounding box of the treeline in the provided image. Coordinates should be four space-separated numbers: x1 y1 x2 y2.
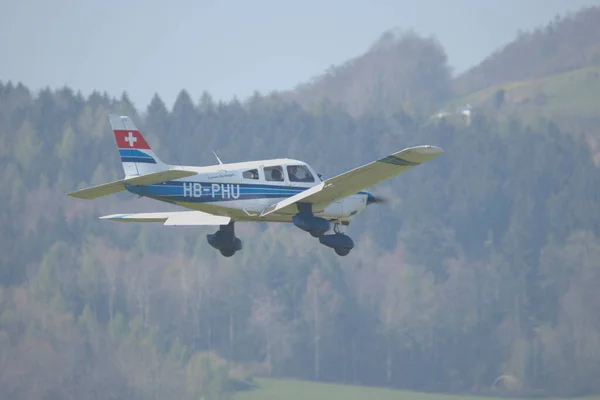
1 80 600 398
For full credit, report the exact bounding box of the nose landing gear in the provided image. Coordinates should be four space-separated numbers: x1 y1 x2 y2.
318 222 354 256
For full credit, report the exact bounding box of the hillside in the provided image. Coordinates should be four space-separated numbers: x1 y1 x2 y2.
432 6 600 134
444 65 600 123
278 6 600 125
453 6 600 96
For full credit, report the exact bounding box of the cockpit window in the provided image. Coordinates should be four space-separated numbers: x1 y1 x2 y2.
287 165 315 183
243 169 259 180
264 166 284 182
317 173 325 181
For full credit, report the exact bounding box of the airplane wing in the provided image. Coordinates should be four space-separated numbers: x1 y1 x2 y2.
260 145 443 217
99 211 231 226
66 169 197 200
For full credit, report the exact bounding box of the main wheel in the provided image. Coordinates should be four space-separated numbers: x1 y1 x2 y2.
220 248 236 257
334 247 351 256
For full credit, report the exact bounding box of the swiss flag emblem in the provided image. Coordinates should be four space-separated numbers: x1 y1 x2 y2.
113 130 151 149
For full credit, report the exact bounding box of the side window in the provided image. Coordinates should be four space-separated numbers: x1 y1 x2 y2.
287 165 315 183
243 169 259 180
264 166 284 182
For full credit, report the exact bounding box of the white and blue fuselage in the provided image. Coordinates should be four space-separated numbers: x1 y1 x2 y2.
125 158 373 224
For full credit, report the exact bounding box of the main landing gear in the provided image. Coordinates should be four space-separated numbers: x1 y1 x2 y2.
206 221 243 257
207 209 353 258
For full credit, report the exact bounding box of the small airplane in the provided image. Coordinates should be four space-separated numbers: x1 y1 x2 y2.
66 115 443 257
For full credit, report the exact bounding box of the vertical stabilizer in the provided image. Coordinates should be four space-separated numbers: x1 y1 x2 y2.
108 114 168 177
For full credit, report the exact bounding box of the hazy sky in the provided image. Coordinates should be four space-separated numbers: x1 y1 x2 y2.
1 0 599 110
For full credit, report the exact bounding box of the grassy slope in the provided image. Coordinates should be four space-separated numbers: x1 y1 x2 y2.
445 66 600 121
234 378 600 400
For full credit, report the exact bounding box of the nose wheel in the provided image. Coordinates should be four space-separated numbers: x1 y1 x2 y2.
220 248 236 257
334 247 351 256
318 222 354 256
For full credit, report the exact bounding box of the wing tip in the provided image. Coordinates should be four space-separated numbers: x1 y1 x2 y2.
99 213 130 220
411 145 444 156
66 192 87 199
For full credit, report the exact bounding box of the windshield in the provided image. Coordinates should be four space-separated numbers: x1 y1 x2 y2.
317 173 325 181
287 165 315 183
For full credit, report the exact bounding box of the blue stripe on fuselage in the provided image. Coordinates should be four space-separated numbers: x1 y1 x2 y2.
124 180 369 203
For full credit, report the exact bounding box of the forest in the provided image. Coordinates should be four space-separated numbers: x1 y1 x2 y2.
1 6 600 400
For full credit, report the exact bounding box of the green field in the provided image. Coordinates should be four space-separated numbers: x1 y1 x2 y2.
446 66 600 121
234 378 600 400
234 378 471 400
234 378 497 400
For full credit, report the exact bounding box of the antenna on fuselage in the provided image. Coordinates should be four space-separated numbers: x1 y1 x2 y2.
212 150 223 165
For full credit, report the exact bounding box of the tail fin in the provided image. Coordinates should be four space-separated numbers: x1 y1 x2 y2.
108 114 168 177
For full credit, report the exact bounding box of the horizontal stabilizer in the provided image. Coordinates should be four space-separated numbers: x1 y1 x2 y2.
99 211 231 226
66 169 197 200
67 180 127 200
